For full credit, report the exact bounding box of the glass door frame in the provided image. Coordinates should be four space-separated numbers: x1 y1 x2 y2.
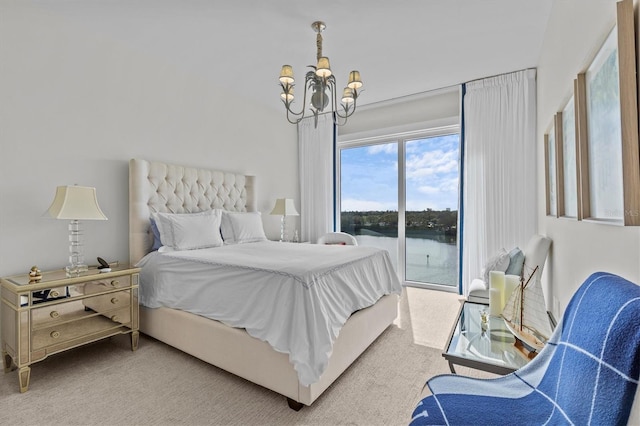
336 124 460 292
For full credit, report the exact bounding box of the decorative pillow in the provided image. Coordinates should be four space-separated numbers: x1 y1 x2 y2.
220 211 267 244
505 247 525 276
152 210 223 251
149 218 162 251
482 248 510 288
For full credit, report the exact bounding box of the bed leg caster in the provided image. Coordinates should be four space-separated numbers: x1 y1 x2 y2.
287 398 304 411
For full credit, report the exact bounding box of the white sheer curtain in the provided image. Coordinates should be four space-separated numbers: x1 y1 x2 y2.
461 69 537 296
298 114 335 244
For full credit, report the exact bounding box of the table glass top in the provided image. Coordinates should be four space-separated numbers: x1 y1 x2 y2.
445 302 529 372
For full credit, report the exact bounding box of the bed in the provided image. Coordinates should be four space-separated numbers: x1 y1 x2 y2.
129 158 401 409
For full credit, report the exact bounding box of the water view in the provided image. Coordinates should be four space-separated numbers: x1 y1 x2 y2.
352 234 458 287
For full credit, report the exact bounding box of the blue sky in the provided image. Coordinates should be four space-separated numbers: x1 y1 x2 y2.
340 134 460 212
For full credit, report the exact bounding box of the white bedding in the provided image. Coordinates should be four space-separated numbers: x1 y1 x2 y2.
137 241 401 386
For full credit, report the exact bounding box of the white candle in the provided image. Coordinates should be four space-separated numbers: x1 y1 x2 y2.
489 288 502 316
504 275 520 307
489 270 506 306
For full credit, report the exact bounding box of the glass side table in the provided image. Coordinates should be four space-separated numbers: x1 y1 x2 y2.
443 301 531 375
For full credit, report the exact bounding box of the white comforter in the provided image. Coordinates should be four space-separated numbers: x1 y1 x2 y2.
137 241 401 386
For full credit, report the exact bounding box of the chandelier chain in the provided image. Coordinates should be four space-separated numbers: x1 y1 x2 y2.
316 32 323 61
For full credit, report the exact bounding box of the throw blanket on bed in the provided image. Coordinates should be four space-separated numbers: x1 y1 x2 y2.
410 272 640 425
137 241 402 386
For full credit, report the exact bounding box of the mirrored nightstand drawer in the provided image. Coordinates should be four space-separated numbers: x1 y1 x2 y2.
83 290 131 321
31 299 88 328
31 286 71 305
32 313 129 351
83 276 131 294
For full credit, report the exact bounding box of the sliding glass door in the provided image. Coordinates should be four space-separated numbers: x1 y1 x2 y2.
338 128 460 291
404 135 459 287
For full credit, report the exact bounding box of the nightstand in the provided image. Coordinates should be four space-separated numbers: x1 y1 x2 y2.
1 264 140 392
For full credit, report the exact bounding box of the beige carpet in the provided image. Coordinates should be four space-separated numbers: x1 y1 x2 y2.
0 288 493 425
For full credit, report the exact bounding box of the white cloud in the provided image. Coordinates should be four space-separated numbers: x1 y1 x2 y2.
439 177 460 192
417 185 439 195
406 149 458 180
367 143 397 155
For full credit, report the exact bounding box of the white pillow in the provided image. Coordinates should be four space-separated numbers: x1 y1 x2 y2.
481 248 510 288
220 211 267 244
152 210 223 251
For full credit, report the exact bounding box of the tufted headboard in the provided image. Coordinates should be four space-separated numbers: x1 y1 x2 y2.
129 158 256 265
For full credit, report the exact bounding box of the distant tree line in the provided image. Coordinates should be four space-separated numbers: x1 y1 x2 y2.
341 209 458 241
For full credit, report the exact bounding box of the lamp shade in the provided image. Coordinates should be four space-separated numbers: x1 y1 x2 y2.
315 57 332 78
270 198 299 216
44 186 108 220
347 70 363 89
342 87 355 103
279 65 295 84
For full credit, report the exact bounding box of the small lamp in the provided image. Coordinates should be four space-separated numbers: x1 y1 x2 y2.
44 185 107 276
270 198 299 242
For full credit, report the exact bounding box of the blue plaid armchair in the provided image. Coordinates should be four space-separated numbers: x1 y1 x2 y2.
410 272 640 425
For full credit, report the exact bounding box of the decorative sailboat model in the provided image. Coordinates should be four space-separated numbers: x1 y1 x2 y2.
501 265 553 359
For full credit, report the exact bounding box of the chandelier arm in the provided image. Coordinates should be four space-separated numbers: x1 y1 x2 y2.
325 78 346 126
281 77 314 124
282 99 305 124
328 78 338 116
334 100 357 120
280 85 302 116
285 110 305 125
326 79 345 126
301 73 311 108
334 86 359 122
333 113 348 127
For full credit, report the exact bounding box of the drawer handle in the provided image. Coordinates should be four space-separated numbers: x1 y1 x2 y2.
110 297 119 304
110 315 120 322
50 331 60 339
110 280 119 287
50 311 60 319
50 290 60 298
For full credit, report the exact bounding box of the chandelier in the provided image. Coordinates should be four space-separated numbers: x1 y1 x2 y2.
279 21 363 127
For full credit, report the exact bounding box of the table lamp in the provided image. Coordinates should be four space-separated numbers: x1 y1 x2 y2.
270 198 299 242
44 185 107 276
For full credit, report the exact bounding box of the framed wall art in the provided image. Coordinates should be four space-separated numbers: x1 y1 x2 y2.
575 0 640 225
544 120 558 218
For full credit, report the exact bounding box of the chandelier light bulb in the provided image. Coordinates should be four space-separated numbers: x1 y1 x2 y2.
281 91 294 102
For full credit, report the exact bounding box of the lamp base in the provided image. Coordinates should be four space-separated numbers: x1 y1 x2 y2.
280 216 288 242
66 219 87 277
65 264 88 277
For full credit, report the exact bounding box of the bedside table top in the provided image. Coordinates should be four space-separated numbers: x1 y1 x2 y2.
2 263 140 290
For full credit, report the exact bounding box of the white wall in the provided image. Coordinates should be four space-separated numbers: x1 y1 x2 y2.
537 0 640 313
0 3 298 277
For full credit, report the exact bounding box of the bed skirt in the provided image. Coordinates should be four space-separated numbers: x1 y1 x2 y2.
139 293 398 406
